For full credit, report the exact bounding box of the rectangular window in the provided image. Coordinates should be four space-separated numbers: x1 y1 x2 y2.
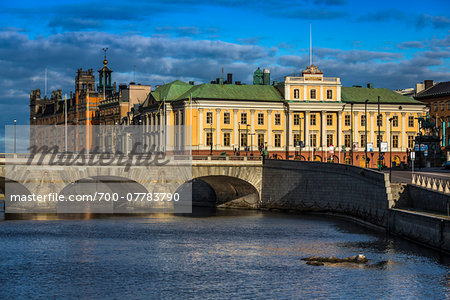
377 134 383 148
294 89 300 99
293 113 300 125
258 134 265 148
274 113 281 125
223 133 230 146
441 102 445 111
392 115 399 127
448 102 450 110
240 133 247 147
206 111 213 124
408 136 414 148
274 134 281 147
327 90 332 99
408 116 414 127
434 103 438 111
392 135 399 148
360 115 366 127
377 114 383 126
344 134 351 147
257 113 264 125
327 134 333 147
360 134 366 147
294 134 300 146
344 114 350 126
326 114 333 126
310 89 316 99
206 132 213 146
240 113 247 125
310 114 316 126
223 112 230 124
310 134 317 147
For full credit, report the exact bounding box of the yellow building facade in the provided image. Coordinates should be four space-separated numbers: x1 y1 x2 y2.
137 65 427 167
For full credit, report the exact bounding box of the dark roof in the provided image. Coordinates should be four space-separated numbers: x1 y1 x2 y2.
415 81 450 99
342 87 424 104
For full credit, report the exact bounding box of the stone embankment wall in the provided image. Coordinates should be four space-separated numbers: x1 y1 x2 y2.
260 159 450 254
403 185 449 215
260 160 391 227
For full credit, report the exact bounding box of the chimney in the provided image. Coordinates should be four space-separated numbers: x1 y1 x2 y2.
367 83 373 88
263 69 270 85
189 81 194 85
424 80 434 90
227 73 232 84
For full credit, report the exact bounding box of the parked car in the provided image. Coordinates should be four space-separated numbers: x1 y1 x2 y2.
443 161 450 169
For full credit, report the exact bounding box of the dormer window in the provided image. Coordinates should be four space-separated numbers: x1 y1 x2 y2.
310 89 316 99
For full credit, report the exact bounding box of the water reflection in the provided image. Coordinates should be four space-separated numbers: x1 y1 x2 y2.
0 210 448 299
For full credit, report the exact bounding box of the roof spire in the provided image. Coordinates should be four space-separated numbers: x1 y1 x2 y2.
102 47 109 67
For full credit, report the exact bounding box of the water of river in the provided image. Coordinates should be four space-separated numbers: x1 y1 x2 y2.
0 210 449 299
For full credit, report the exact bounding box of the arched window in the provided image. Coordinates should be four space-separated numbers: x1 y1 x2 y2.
293 89 300 99
326 90 332 99
310 89 316 99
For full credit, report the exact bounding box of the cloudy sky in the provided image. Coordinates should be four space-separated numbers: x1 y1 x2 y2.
0 0 449 149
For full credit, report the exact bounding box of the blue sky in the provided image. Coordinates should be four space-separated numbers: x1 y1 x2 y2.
0 0 449 150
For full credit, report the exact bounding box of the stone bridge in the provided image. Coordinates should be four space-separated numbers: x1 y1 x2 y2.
0 155 263 212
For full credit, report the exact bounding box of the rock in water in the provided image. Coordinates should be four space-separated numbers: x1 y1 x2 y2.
302 254 369 264
355 254 368 263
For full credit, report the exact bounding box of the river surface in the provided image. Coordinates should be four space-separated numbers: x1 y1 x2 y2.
0 210 449 299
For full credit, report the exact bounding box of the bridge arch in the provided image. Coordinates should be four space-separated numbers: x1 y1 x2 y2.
59 176 150 213
176 175 259 208
0 176 32 197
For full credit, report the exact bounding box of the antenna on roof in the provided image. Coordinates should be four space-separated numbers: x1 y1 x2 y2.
221 66 224 81
133 65 136 82
309 23 312 66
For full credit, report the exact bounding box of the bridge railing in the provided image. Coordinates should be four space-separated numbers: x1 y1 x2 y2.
412 173 450 194
192 155 262 161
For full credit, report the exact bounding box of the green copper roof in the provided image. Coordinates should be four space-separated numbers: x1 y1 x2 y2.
341 87 424 104
151 80 192 102
176 83 283 101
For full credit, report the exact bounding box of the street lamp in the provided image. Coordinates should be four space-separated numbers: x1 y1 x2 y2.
389 117 394 182
210 117 213 156
238 122 241 155
377 96 381 170
350 103 354 165
14 119 17 153
364 99 369 168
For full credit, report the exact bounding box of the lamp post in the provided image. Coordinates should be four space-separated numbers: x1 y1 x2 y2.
299 115 303 160
350 103 354 165
246 124 250 156
389 117 394 182
377 96 381 170
238 122 241 155
14 119 17 153
364 99 369 168
210 117 213 156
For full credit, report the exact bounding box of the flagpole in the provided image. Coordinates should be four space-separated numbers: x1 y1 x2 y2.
64 93 67 152
87 91 89 151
